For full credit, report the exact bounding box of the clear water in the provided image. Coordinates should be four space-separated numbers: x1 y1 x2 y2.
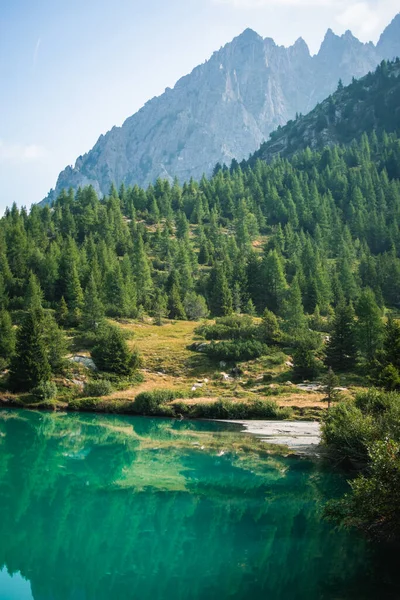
0 410 397 600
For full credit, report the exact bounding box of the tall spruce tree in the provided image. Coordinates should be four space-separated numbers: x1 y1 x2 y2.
208 263 233 317
325 302 357 371
9 310 51 391
82 275 104 330
281 277 306 335
356 288 384 361
0 309 15 367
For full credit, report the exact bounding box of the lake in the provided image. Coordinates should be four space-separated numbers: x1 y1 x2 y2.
0 410 398 599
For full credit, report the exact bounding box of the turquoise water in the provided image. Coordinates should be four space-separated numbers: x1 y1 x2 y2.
0 410 397 600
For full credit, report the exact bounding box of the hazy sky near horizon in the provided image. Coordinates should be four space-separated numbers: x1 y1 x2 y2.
0 0 399 212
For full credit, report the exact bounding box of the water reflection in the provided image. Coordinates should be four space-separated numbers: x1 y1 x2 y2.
0 410 397 600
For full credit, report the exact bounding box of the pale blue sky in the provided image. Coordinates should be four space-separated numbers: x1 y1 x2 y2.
1 0 398 212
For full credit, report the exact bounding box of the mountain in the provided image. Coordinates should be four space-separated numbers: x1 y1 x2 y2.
248 58 400 166
44 13 400 204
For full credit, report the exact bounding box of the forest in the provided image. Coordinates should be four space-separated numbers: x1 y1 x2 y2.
1 62 400 543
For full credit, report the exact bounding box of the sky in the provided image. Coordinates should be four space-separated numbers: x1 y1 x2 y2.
0 0 399 212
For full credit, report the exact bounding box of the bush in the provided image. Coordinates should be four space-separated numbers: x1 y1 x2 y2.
199 340 269 362
31 381 58 402
83 380 114 397
322 401 378 464
194 398 292 420
132 389 182 415
196 315 257 341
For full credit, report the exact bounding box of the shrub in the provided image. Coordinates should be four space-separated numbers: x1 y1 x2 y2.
31 381 58 402
196 315 257 341
199 340 268 362
194 398 292 420
83 380 114 397
322 401 378 464
132 389 182 415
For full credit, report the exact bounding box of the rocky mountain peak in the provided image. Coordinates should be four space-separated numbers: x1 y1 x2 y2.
377 13 400 60
43 13 400 205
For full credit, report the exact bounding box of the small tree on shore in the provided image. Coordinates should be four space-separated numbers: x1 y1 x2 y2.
322 367 340 409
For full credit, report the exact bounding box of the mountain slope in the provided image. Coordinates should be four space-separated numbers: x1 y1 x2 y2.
44 13 400 204
248 59 400 166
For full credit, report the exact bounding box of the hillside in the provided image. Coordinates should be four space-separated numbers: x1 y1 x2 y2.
249 59 400 166
43 14 400 204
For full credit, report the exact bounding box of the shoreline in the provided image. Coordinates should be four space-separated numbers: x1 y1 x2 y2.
0 399 322 455
216 419 322 455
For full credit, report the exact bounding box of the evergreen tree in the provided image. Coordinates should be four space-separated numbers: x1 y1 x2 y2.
208 263 233 317
356 288 384 361
43 315 68 374
281 277 306 335
91 325 139 375
152 290 168 326
382 314 400 369
262 250 287 313
325 302 357 371
65 263 84 325
168 284 186 320
83 275 104 330
322 367 340 409
24 272 43 311
259 309 281 344
292 346 320 381
56 297 69 327
9 311 51 391
183 292 209 321
0 309 15 367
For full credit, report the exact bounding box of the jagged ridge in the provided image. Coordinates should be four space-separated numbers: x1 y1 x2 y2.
247 59 400 166
43 13 400 204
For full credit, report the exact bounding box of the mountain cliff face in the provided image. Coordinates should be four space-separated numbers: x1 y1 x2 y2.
248 59 400 166
45 13 400 203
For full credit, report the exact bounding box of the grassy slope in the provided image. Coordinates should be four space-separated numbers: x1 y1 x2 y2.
100 318 359 419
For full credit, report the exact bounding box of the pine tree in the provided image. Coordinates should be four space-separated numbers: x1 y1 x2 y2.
183 292 209 321
168 284 186 320
281 277 306 335
91 325 138 375
292 346 320 382
208 263 233 317
382 314 400 369
43 315 68 374
65 263 84 325
153 290 168 326
322 367 340 409
83 275 104 330
56 297 69 327
24 272 44 311
9 311 51 391
0 309 15 367
325 302 357 371
133 233 153 307
356 288 384 361
259 309 281 344
262 250 287 313
0 274 8 310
